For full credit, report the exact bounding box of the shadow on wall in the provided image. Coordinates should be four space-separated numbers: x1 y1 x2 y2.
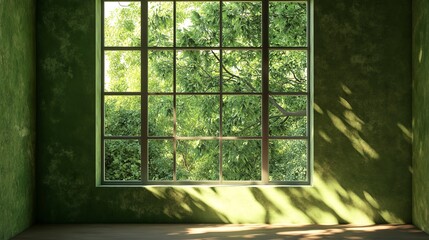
89 81 409 224
39 83 411 224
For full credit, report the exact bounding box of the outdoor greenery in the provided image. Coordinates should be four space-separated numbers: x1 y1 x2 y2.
103 1 309 182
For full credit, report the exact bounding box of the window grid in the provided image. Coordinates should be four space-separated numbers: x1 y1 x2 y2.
101 0 311 185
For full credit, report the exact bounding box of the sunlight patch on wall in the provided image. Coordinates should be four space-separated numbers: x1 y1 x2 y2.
313 103 323 114
327 111 379 160
397 123 412 143
318 130 332 143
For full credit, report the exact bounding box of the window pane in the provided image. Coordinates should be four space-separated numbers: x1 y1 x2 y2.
222 2 261 47
177 140 219 181
105 139 141 181
105 96 141 136
223 50 261 93
104 51 141 92
148 2 174 47
269 95 306 136
223 96 261 136
148 96 173 136
148 140 173 181
269 2 306 47
104 2 141 47
177 95 219 136
177 50 220 93
176 2 220 47
269 50 307 93
222 140 261 181
269 140 307 181
148 50 173 93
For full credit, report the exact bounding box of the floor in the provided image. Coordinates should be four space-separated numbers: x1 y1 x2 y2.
12 224 429 240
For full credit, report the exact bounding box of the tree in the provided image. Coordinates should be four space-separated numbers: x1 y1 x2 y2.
103 1 308 182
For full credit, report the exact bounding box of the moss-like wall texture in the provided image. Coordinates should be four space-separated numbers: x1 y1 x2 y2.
36 0 412 224
413 0 429 234
0 0 36 239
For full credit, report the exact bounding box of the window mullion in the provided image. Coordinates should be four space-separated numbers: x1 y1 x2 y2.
141 0 149 183
307 0 313 184
101 1 106 183
173 0 178 182
219 0 223 184
261 0 270 184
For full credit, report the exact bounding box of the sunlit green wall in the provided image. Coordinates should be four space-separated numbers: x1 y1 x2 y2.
0 0 36 239
36 0 412 224
413 0 429 234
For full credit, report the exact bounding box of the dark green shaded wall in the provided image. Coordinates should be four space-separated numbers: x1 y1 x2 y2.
0 0 36 239
36 0 412 224
413 0 429 234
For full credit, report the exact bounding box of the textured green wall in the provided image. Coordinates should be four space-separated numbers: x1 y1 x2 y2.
36 0 412 224
0 0 36 239
413 0 429 234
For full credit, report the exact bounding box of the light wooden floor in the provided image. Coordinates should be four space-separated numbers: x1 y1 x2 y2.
12 224 429 240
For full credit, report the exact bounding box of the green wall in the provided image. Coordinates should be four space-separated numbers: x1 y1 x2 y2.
413 0 429 234
0 0 36 239
36 0 412 224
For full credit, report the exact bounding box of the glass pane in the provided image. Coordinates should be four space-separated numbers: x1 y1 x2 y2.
177 95 219 136
269 95 307 136
177 140 219 181
269 140 307 181
148 140 173 181
222 140 261 181
104 51 141 92
223 96 261 136
177 50 220 93
269 50 307 92
223 50 261 93
105 96 141 136
104 2 141 47
148 96 173 136
105 139 141 181
148 50 173 93
148 2 174 47
176 2 220 47
269 2 307 47
222 2 261 47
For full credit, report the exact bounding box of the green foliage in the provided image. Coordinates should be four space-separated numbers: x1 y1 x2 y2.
269 140 307 181
176 2 220 47
177 95 219 136
269 2 307 47
148 96 173 136
105 96 140 136
105 2 141 46
223 96 261 136
148 50 173 92
103 1 308 182
149 140 174 180
177 140 219 180
223 50 262 92
269 96 307 136
177 50 220 92
270 50 307 92
148 2 173 46
104 51 141 92
223 140 261 180
105 140 141 181
223 2 262 47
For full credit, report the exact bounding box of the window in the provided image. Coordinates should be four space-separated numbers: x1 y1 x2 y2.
101 0 312 185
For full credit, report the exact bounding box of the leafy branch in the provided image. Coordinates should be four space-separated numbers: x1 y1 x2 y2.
210 50 306 117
